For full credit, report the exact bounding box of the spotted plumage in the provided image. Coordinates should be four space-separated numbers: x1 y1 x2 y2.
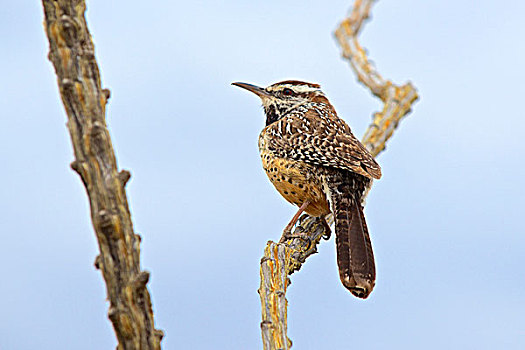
261 104 381 179
233 80 381 299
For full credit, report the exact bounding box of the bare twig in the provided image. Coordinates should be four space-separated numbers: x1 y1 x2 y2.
335 0 419 157
42 1 163 349
259 1 419 349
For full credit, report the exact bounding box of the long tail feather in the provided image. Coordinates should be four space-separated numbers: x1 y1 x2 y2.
327 172 376 298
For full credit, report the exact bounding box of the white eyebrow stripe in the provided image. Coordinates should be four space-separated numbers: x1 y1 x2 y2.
285 84 321 93
267 84 321 93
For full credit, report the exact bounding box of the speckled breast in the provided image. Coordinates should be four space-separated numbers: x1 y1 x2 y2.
259 147 330 217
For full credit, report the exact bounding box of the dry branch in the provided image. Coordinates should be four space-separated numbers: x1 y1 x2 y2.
42 1 163 349
334 0 419 156
258 1 419 349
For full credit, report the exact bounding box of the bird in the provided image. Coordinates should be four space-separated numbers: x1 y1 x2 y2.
232 80 381 299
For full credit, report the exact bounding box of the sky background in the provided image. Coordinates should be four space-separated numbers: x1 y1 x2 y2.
1 1 524 349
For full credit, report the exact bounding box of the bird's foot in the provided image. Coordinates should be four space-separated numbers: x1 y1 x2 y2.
321 217 332 240
279 229 312 250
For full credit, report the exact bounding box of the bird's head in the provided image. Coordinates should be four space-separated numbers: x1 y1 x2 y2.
232 80 331 125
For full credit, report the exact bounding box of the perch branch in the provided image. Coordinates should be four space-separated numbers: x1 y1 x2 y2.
41 1 163 349
258 1 419 349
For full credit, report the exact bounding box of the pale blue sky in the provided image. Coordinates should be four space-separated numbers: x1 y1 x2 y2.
1 1 524 349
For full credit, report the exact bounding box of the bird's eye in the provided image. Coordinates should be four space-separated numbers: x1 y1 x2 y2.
282 88 293 96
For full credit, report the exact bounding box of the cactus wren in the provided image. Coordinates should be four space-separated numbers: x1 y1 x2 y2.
233 80 382 299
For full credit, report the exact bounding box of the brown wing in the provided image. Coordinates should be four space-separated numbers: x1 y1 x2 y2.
264 108 382 180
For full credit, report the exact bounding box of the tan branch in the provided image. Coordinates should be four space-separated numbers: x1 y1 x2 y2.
334 0 419 157
41 1 163 349
259 1 419 349
258 217 328 350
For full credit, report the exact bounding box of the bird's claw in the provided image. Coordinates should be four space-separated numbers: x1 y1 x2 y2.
279 230 312 250
321 217 332 240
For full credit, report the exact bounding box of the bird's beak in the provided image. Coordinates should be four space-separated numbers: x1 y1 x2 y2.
232 82 271 98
